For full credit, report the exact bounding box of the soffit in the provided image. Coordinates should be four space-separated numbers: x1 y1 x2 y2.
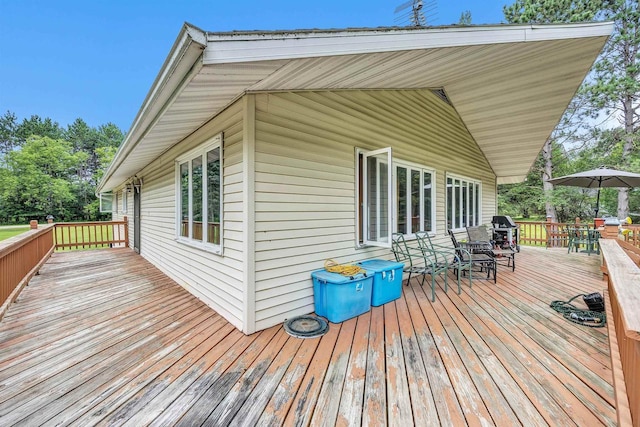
244 37 605 182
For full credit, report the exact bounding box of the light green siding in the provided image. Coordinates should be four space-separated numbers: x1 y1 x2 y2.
253 89 496 330
129 100 246 330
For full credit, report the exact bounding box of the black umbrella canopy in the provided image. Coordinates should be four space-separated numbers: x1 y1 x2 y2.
548 167 640 219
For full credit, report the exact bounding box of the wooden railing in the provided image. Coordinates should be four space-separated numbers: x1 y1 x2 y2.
0 224 55 320
180 220 221 245
514 221 582 248
600 239 640 426
623 224 640 249
53 218 129 251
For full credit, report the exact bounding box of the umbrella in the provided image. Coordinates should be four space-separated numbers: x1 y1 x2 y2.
548 166 640 218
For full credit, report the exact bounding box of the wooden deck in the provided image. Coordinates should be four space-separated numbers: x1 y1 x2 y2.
0 247 616 426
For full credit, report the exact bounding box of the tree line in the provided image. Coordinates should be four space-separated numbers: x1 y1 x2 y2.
0 112 123 224
498 0 639 223
1 1 636 226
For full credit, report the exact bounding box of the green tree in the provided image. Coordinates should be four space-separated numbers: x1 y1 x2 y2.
0 136 86 222
0 112 123 223
498 182 544 218
459 11 472 25
15 115 63 144
83 144 119 220
502 0 605 221
0 111 18 164
582 0 640 217
503 0 605 23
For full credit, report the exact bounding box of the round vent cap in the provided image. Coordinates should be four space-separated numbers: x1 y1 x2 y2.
283 315 329 338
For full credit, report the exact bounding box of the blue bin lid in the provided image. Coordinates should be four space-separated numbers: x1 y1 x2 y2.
357 259 404 272
311 269 368 283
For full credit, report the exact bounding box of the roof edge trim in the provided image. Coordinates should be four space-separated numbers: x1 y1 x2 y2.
97 23 207 193
203 21 614 65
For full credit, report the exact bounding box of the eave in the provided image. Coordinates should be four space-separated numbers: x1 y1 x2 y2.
97 21 613 192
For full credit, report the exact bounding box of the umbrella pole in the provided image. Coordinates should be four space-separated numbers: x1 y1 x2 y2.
594 185 601 220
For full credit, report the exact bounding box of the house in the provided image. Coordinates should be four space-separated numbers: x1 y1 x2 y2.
97 22 612 334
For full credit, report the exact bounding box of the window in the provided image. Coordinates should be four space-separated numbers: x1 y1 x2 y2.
395 163 434 235
176 134 223 251
121 189 128 214
99 192 113 213
447 174 481 231
356 147 392 247
113 192 119 214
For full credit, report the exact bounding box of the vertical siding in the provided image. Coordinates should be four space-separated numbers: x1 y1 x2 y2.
130 101 246 330
253 89 495 330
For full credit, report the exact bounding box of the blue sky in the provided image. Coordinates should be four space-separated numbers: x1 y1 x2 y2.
0 0 508 133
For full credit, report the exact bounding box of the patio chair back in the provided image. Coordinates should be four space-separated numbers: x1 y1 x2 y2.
391 233 450 301
466 225 493 243
416 230 466 291
391 233 414 267
415 231 450 265
466 224 516 271
566 224 599 255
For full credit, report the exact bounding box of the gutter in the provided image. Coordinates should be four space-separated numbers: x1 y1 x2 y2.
97 23 207 193
203 21 614 64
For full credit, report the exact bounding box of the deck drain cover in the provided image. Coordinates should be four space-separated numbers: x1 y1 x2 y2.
283 315 329 338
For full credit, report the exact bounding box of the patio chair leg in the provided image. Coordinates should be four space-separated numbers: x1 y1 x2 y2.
443 270 448 293
431 275 436 302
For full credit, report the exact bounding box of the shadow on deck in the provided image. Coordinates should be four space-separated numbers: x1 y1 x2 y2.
0 247 615 426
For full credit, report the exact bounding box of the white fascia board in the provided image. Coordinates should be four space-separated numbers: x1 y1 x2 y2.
97 23 207 193
203 22 613 65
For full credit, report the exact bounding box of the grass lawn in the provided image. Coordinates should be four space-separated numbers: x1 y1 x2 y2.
0 226 31 242
54 223 119 251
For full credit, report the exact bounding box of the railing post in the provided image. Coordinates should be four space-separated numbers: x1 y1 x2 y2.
545 216 552 248
123 216 129 248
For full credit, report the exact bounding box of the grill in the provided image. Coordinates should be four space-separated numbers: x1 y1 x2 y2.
491 215 520 252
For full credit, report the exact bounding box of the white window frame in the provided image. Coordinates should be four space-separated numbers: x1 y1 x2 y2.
99 192 113 213
113 191 119 214
394 160 436 238
446 173 482 232
355 147 393 248
175 133 223 254
121 188 128 214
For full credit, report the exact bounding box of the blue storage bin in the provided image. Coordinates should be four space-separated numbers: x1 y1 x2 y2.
311 269 373 323
357 259 405 306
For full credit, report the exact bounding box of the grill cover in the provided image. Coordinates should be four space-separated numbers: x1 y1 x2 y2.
492 215 516 228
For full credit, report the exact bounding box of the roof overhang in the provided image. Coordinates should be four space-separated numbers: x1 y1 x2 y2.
98 21 613 192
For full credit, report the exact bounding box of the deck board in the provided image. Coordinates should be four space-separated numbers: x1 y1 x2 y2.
0 247 617 426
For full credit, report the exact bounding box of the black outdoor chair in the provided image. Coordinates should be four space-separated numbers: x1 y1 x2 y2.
391 233 450 302
415 231 470 290
466 225 515 271
449 230 497 283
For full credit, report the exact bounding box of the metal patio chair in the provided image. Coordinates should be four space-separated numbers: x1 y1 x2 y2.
566 224 598 255
391 233 450 302
449 230 497 283
415 231 468 291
